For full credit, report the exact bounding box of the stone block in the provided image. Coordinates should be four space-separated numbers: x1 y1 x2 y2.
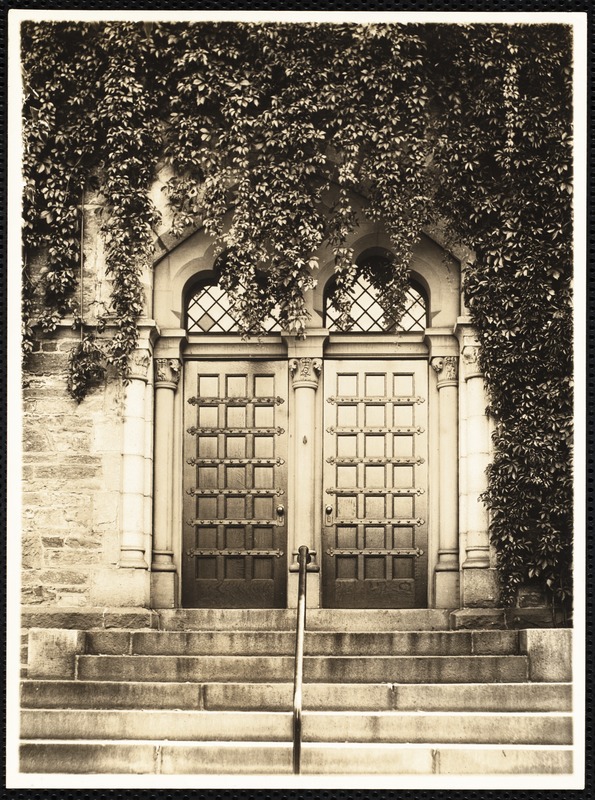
32 463 102 488
44 550 102 567
63 534 102 550
22 430 51 452
30 506 90 536
450 608 506 629
41 535 65 548
41 340 60 352
505 607 555 628
518 582 547 608
150 571 178 609
434 570 459 609
21 464 35 482
461 567 500 607
303 709 571 746
436 747 573 775
92 492 120 530
99 453 123 491
21 570 43 586
22 607 104 630
103 610 159 629
55 592 88 607
20 707 291 742
86 630 132 654
471 629 519 654
46 413 93 432
21 585 57 605
101 529 122 563
22 536 42 570
20 742 158 775
43 453 102 470
23 374 67 396
88 567 150 607
93 419 124 453
27 628 86 678
41 569 88 586
29 507 75 530
160 742 292 775
47 430 91 453
68 497 97 523
25 352 69 375
520 628 572 682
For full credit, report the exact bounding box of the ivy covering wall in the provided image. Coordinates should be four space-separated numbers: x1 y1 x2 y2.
21 21 574 612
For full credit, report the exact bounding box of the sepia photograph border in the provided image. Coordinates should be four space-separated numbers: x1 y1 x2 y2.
5 4 589 793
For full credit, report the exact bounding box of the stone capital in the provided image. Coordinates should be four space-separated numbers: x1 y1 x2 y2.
462 345 483 380
289 357 322 389
129 349 152 382
154 358 181 390
430 355 458 385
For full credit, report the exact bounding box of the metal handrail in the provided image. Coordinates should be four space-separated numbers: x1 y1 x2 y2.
292 544 310 775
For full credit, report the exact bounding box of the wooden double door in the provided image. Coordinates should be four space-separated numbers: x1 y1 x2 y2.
182 358 428 608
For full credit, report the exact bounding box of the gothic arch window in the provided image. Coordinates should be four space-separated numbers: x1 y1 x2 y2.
324 271 428 333
185 273 281 334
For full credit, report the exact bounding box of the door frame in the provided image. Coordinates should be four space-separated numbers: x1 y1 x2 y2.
154 326 465 610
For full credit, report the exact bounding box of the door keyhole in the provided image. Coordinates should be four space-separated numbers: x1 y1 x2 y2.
276 505 285 526
325 504 333 526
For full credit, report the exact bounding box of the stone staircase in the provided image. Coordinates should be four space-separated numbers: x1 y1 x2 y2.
20 610 573 776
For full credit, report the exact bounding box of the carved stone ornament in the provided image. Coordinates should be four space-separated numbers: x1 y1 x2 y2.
431 355 458 383
462 345 482 378
155 358 181 388
289 357 322 388
128 349 151 382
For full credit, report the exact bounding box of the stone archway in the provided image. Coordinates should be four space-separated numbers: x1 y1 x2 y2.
149 222 493 610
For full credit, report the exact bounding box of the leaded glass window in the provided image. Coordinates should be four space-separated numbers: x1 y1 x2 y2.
186 282 281 333
324 275 427 332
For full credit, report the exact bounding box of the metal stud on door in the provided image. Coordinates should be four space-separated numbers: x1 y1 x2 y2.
322 360 428 608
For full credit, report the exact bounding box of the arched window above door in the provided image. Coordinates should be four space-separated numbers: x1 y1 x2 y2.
187 273 427 334
324 274 427 333
186 277 281 334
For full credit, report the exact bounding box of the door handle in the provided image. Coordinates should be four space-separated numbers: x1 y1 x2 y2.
276 504 285 526
325 504 333 526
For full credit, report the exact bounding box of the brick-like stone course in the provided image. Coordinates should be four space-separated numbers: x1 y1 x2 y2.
22 336 125 608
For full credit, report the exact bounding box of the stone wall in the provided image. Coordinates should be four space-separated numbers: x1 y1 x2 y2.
22 330 125 606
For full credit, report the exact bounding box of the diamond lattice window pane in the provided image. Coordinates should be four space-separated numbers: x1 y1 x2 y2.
187 283 281 333
325 276 427 333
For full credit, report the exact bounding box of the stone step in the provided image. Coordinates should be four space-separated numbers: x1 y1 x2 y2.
19 740 574 775
21 680 572 713
76 653 530 683
303 711 573 746
85 629 520 657
20 708 572 745
155 608 453 631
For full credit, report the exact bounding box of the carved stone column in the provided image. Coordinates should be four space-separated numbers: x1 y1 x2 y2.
286 355 322 605
460 344 498 605
289 356 321 559
151 357 181 607
119 349 152 570
430 355 460 607
461 346 490 568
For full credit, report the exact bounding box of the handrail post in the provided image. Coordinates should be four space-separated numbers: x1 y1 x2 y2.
292 544 310 775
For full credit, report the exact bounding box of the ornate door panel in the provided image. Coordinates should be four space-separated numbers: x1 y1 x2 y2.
322 360 428 608
183 361 288 608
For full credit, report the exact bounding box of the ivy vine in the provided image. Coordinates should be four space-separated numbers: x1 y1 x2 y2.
21 21 574 612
